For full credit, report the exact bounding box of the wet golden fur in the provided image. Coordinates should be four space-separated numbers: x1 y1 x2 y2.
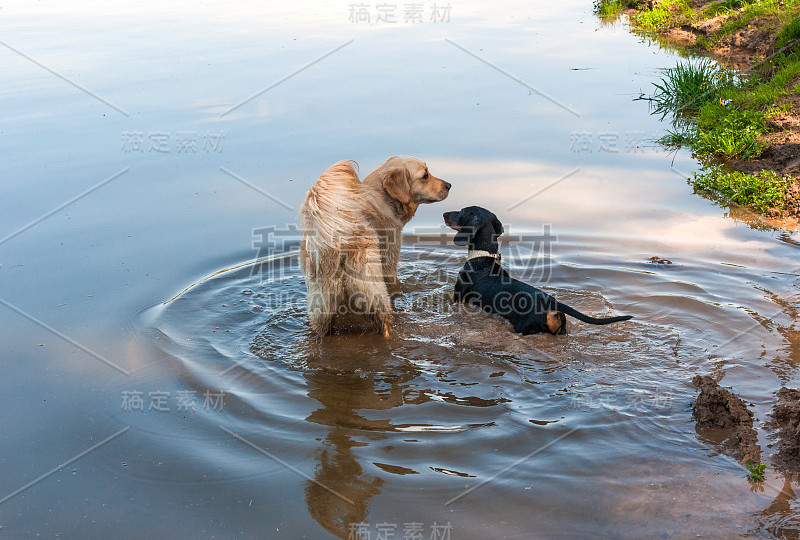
299 156 450 337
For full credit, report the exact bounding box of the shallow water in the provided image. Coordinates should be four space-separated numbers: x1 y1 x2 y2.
1 0 800 538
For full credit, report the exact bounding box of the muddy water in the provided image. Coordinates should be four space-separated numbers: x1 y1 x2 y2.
122 227 799 538
1 0 800 538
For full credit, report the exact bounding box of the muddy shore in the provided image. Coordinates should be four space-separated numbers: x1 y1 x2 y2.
621 0 800 223
692 375 761 465
692 375 800 481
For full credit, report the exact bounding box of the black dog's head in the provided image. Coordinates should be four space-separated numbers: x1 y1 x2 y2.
443 206 504 250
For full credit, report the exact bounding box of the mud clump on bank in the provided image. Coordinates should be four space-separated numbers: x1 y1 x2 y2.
692 375 760 464
770 388 800 474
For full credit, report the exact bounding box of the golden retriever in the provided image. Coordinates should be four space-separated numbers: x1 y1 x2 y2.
299 156 451 337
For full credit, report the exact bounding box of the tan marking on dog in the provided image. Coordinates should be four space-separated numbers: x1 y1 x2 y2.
547 311 565 335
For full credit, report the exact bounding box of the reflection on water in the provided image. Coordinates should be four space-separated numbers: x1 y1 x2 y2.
119 233 800 537
304 371 391 538
758 479 800 539
726 205 800 234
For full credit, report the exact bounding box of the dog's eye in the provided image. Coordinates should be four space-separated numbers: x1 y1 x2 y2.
422 172 429 179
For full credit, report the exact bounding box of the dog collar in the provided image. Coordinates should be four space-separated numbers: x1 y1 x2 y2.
467 249 501 262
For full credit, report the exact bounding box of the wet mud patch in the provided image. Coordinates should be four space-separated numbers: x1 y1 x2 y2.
770 387 800 476
692 375 760 464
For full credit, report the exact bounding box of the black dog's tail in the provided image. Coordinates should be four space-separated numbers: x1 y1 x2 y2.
556 302 633 325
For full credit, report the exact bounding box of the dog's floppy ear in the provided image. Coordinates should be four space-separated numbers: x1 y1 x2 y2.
382 167 412 205
491 215 504 236
453 214 484 246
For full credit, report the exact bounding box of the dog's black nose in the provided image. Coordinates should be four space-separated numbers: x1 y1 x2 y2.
444 182 452 191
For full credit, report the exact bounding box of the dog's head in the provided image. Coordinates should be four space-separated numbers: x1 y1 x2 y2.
443 206 504 248
377 156 451 209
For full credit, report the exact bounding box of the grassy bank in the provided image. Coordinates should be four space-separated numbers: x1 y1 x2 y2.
596 0 800 220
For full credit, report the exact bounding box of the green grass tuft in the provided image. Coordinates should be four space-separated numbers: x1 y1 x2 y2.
594 0 642 22
648 54 796 160
650 58 736 119
634 0 693 31
702 0 749 18
775 16 800 51
694 106 768 158
692 165 791 212
747 460 767 481
596 0 626 21
656 129 694 149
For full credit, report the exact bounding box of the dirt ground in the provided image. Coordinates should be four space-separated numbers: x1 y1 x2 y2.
692 375 761 465
770 387 800 476
692 376 800 477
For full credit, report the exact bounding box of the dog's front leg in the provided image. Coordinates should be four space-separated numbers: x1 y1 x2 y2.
381 313 393 338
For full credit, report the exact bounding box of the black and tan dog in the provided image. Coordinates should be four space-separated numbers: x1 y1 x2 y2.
443 206 633 335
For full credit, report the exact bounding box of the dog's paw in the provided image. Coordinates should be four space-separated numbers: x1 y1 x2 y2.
382 319 394 338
